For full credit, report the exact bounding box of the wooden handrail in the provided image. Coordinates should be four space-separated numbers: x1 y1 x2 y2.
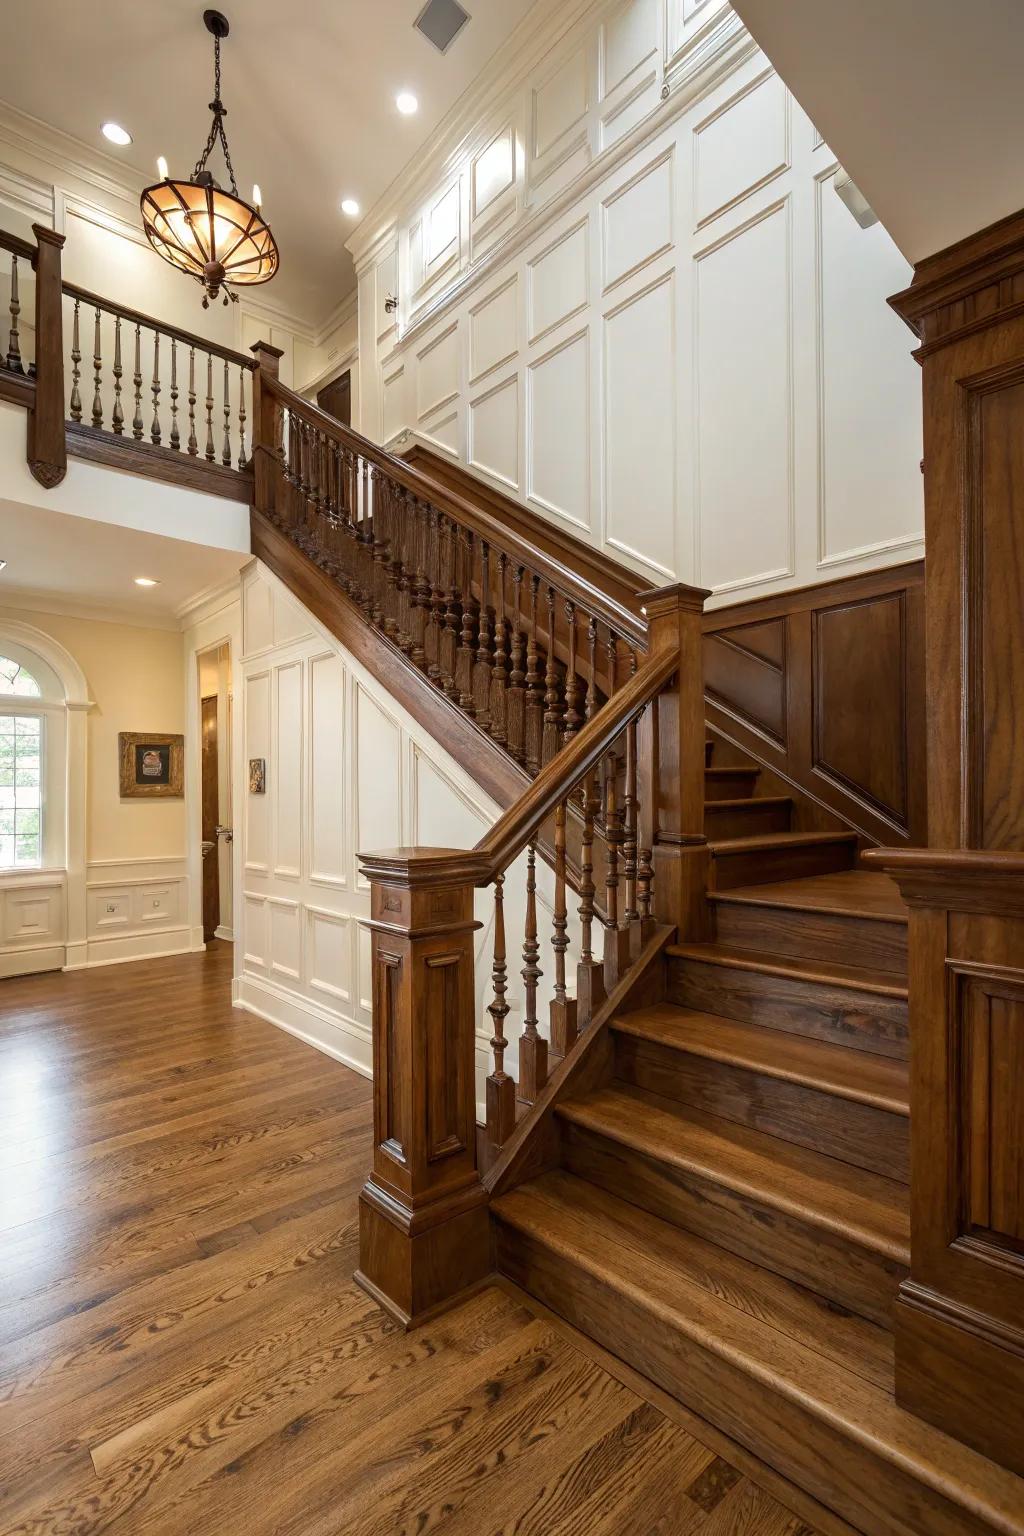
62 279 255 371
0 229 38 264
264 374 647 651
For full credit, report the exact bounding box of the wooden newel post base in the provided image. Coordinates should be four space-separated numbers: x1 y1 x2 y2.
355 847 491 1330
28 225 67 490
250 340 284 516
641 582 711 941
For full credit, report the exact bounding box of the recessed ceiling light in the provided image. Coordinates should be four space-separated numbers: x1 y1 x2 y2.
134 577 159 588
0 560 6 572
340 197 360 217
101 122 133 146
395 91 419 116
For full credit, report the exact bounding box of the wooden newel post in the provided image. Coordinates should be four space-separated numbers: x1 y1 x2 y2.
355 847 492 1329
28 224 66 489
249 339 284 515
642 581 711 940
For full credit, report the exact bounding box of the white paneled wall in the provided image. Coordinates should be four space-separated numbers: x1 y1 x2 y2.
354 0 922 603
237 563 577 1102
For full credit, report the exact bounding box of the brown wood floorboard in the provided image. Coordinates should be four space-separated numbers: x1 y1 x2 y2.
0 942 826 1536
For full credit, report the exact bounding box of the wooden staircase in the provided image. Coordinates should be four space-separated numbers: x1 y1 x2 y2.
491 738 1024 1536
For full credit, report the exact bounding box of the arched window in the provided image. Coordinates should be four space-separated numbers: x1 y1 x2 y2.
0 642 65 871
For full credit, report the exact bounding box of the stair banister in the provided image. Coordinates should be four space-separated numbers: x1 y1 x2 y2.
355 583 707 1329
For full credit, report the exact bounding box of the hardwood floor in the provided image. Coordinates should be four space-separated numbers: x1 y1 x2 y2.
0 942 823 1536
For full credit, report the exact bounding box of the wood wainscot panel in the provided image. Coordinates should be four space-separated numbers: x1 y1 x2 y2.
703 563 926 847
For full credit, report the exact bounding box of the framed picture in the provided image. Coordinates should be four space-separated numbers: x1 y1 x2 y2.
118 732 184 799
248 757 266 794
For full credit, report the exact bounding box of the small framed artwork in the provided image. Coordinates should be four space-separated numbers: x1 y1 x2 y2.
249 757 266 794
118 732 184 799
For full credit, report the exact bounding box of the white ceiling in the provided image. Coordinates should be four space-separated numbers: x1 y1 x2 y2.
0 499 245 628
732 0 1024 265
2 0 540 324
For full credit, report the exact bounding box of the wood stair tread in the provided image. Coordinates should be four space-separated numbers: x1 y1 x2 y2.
557 1083 910 1262
709 830 859 853
667 940 909 998
704 795 791 811
493 1171 1024 1535
710 870 907 924
612 1003 909 1115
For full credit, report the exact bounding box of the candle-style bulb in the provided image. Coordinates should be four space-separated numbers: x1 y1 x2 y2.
157 155 169 180
252 183 262 210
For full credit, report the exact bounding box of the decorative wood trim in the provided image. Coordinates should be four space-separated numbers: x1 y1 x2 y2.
66 421 254 502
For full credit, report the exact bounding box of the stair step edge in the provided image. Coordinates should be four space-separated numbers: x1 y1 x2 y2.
711 831 859 853
708 889 908 926
667 943 909 998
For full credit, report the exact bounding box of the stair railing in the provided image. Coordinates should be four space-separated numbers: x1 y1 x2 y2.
0 224 67 488
252 365 647 775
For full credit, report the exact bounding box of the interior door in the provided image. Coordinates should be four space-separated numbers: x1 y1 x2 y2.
317 369 351 426
201 694 220 943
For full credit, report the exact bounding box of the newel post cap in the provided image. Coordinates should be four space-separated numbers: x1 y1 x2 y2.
639 580 711 620
31 224 66 251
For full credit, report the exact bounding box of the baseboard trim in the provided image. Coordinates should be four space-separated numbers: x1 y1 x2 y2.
214 924 235 942
1 944 65 978
75 926 204 969
235 971 373 1078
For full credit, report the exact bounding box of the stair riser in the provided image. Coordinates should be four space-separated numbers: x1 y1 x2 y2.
614 1034 909 1182
667 956 909 1059
560 1121 905 1328
493 1221 1005 1536
711 902 908 978
703 802 792 839
704 770 759 801
710 839 856 889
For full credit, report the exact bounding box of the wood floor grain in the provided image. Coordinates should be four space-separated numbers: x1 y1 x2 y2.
0 943 824 1536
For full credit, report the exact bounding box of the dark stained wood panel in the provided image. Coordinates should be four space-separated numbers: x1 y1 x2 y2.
703 624 787 744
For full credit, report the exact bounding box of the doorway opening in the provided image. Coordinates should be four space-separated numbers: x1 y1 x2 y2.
317 369 351 427
197 642 233 944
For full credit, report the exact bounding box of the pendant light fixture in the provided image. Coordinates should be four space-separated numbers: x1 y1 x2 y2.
139 10 279 307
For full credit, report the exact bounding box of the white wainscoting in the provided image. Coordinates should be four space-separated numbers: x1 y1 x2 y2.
84 857 194 966
357 1 922 604
0 871 66 977
238 562 578 1104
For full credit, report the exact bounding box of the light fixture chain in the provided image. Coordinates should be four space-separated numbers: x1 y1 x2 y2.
191 33 240 196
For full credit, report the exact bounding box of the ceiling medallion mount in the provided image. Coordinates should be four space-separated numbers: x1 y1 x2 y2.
139 9 279 307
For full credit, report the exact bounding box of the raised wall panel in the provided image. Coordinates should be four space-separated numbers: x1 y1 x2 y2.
472 125 515 222
411 748 491 848
469 374 519 490
696 200 793 593
3 887 60 944
274 661 303 878
307 906 352 1004
703 621 787 743
528 329 590 529
135 882 180 926
427 181 460 275
268 896 301 981
243 577 274 656
602 150 674 292
416 323 460 420
419 407 460 457
817 168 921 567
605 273 676 576
528 219 589 343
309 653 346 888
376 248 398 347
694 71 789 229
355 685 402 888
271 585 312 648
244 670 271 872
600 0 658 100
532 46 590 162
382 363 407 442
243 893 267 968
469 276 519 383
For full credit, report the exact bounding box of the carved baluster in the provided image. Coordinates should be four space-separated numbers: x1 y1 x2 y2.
132 323 143 439
585 614 598 721
369 469 388 627
542 585 562 764
237 364 248 469
490 551 509 745
486 873 516 1150
187 347 198 454
474 540 493 727
518 843 547 1105
410 498 429 667
577 769 605 1025
637 708 656 947
507 565 526 763
524 574 544 774
603 748 631 987
68 297 82 419
607 629 620 695
440 515 460 698
91 306 103 428
359 458 374 616
205 354 215 461
168 337 178 448
456 528 477 713
426 505 446 681
150 331 161 444
222 358 231 465
379 473 398 628
105 315 123 435
563 600 582 741
624 708 640 958
550 799 578 1057
6 254 22 373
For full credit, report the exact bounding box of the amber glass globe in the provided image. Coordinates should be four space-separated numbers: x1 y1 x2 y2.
140 173 279 307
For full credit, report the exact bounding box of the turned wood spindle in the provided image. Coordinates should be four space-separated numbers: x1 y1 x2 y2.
486 873 517 1149
603 748 632 987
623 714 640 934
237 365 248 469
585 614 598 722
150 331 161 444
132 323 143 440
457 529 477 712
222 358 231 466
205 354 215 461
490 550 509 746
507 565 526 763
524 574 543 774
441 515 460 697
474 540 493 727
542 585 562 764
6 254 22 373
168 337 179 449
187 348 198 455
576 769 605 1025
550 799 578 1056
91 306 103 428
68 298 82 421
111 316 124 435
563 600 582 741
518 843 547 1105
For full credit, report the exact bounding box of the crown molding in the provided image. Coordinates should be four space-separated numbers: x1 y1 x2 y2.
176 575 242 629
0 587 182 632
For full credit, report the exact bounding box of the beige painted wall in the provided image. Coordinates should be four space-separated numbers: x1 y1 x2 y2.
14 608 187 863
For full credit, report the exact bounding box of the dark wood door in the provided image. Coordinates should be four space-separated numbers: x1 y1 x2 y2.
317 369 351 426
201 694 220 943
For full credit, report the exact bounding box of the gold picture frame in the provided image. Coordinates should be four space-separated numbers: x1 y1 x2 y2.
118 732 185 798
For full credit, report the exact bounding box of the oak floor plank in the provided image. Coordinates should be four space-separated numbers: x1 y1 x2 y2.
0 943 826 1536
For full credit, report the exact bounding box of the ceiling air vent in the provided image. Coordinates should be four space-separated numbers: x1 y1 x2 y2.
414 0 470 54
